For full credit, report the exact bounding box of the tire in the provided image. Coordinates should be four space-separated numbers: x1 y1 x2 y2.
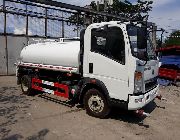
83 88 110 118
20 75 34 96
176 81 180 87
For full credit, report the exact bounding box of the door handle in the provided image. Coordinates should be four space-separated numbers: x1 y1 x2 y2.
89 63 93 74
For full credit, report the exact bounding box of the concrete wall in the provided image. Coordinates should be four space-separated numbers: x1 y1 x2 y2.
0 36 55 75
7 36 28 75
0 36 7 75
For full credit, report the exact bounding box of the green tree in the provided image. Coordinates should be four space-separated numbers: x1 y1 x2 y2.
91 0 153 20
165 30 180 46
68 0 153 25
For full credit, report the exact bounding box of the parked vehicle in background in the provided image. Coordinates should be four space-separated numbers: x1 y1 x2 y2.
158 46 180 86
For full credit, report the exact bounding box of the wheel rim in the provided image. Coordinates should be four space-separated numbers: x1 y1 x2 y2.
88 95 104 113
21 78 29 92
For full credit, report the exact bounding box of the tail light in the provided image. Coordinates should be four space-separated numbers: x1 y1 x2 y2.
135 72 142 80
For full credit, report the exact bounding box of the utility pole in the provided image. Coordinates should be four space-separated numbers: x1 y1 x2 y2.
152 23 157 50
104 0 107 21
97 1 100 12
97 1 100 22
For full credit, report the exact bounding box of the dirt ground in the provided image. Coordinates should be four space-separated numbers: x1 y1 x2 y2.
0 76 180 140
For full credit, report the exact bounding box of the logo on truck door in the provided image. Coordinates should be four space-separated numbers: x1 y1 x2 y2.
96 37 106 46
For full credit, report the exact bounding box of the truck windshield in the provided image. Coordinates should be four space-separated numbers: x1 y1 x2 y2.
127 25 157 61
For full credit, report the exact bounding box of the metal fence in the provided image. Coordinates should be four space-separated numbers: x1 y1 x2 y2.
0 0 87 38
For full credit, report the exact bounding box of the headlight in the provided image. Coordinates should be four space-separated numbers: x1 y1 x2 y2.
134 71 143 95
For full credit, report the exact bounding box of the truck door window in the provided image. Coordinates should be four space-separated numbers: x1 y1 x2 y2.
91 29 107 54
91 27 125 65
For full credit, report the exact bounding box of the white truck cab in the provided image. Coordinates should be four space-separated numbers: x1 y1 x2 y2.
83 21 159 111
16 21 159 118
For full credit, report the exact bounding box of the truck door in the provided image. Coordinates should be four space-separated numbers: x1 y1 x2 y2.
84 25 129 101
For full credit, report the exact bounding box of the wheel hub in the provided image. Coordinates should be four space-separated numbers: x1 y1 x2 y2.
88 95 104 113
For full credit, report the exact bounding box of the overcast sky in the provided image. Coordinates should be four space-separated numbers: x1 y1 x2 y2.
57 0 180 37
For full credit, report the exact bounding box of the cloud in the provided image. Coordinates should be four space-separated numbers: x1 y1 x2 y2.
131 0 176 8
150 0 175 7
148 0 180 35
14 28 26 34
57 0 92 6
14 28 32 35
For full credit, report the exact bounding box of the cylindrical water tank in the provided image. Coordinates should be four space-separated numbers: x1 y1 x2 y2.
20 41 80 69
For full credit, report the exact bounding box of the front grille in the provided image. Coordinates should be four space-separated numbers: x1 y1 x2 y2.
145 77 158 92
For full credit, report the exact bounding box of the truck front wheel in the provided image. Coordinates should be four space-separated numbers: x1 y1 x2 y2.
176 81 180 87
20 75 34 96
83 88 110 118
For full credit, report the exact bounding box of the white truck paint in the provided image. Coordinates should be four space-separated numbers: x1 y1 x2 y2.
17 21 159 118
20 41 80 68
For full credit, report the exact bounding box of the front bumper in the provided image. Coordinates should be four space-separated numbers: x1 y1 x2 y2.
128 85 159 110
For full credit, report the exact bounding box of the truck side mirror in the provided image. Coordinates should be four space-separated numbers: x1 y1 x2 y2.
137 27 147 49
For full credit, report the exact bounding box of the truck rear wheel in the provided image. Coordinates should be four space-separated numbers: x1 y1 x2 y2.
83 88 110 118
176 81 180 87
20 75 34 96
